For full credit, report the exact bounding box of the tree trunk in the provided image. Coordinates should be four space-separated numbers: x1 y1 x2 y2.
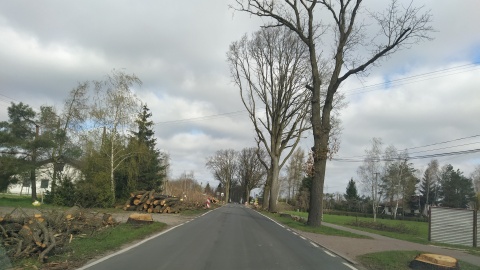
30 169 37 201
307 80 330 226
244 185 250 204
110 138 115 203
225 177 231 203
263 172 272 210
30 124 39 201
268 157 281 212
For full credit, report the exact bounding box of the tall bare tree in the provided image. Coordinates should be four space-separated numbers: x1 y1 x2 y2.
227 26 311 212
206 149 238 203
233 0 433 226
90 70 141 202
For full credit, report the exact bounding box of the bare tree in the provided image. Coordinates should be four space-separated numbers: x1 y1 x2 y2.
48 82 90 196
286 147 305 203
227 26 311 212
357 137 383 222
381 146 411 219
471 165 480 193
233 0 433 226
206 149 238 203
90 70 141 202
237 147 267 203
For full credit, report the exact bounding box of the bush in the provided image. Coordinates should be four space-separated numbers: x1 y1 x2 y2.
44 177 76 206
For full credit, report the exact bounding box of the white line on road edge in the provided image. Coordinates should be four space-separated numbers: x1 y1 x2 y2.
75 208 222 270
324 250 336 257
300 236 306 240
76 223 184 270
310 242 319 248
343 262 358 270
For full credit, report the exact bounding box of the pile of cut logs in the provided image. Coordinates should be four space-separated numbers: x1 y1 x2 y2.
123 190 182 213
0 206 116 262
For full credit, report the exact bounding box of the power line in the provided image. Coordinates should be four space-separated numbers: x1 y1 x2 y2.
152 62 479 125
341 63 480 96
332 148 480 163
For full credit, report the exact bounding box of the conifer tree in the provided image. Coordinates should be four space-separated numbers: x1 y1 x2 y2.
344 178 360 211
129 104 167 191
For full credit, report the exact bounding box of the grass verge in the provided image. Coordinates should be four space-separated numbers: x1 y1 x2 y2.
286 211 480 255
357 250 479 270
286 211 428 244
263 212 371 239
10 222 167 269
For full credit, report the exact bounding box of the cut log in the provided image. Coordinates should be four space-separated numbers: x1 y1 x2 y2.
126 214 153 225
64 206 80 221
148 189 155 200
34 214 45 223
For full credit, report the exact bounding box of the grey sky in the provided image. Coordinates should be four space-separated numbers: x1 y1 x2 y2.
1 0 479 194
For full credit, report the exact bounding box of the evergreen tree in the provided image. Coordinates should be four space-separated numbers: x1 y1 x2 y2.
204 182 213 196
439 164 475 208
0 103 55 200
129 104 167 191
344 178 359 211
419 169 437 206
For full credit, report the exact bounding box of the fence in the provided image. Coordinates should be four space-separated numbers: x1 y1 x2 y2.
429 207 478 247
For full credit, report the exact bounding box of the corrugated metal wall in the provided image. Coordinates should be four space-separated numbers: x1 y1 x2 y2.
430 207 474 246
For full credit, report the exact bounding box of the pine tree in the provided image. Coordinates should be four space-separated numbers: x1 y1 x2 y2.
419 169 437 206
129 105 167 191
344 178 359 211
204 182 213 196
0 103 56 200
439 164 475 208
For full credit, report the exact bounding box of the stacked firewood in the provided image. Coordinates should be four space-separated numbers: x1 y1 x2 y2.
0 206 116 262
123 190 182 214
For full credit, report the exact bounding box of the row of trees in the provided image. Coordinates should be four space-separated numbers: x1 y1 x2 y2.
205 148 267 204
240 142 478 218
357 137 477 220
230 0 433 227
0 70 168 207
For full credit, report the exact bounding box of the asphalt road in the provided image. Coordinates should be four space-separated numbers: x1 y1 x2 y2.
79 204 357 270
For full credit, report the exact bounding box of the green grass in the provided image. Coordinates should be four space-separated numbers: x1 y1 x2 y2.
0 194 42 208
286 211 429 244
10 222 167 269
263 212 371 239
358 250 480 270
286 211 480 255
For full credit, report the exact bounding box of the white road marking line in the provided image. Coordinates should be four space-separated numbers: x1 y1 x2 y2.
292 232 298 235
77 223 185 269
343 262 358 270
310 242 319 248
300 236 306 240
324 250 336 257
